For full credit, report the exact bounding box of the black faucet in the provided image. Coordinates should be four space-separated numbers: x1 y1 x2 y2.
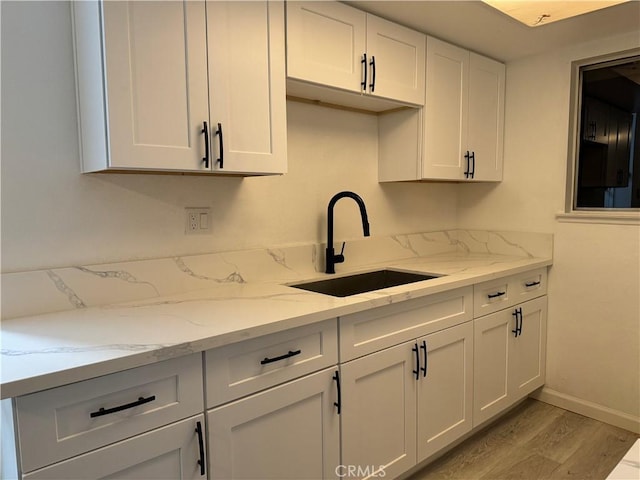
326 191 370 274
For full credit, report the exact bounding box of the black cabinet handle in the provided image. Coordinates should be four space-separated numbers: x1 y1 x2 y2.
412 343 420 381
333 370 341 415
517 308 523 336
195 421 205 476
464 151 470 178
525 281 541 288
215 122 224 168
201 121 210 169
470 151 475 179
420 340 428 378
90 395 156 418
488 291 506 299
260 349 301 365
512 308 523 337
369 55 376 92
361 53 367 91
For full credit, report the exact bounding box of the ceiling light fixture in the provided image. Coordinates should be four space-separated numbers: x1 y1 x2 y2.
481 1 630 27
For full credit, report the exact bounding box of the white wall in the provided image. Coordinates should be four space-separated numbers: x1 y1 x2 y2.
458 32 640 426
0 1 457 273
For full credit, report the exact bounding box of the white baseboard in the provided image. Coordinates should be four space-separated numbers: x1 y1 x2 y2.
532 387 640 434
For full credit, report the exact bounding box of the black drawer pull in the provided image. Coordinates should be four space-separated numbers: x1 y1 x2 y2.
487 291 506 299
90 395 156 418
195 421 205 476
260 349 302 365
525 281 541 287
412 343 420 381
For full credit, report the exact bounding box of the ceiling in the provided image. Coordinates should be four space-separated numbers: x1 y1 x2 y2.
347 1 640 62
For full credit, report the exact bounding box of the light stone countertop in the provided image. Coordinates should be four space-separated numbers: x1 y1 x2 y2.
0 250 551 400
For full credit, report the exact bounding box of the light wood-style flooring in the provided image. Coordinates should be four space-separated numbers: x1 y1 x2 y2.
408 399 638 480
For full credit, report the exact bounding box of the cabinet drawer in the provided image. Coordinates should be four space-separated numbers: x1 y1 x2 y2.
23 414 206 480
340 287 473 362
15 353 203 473
474 268 547 317
205 319 338 408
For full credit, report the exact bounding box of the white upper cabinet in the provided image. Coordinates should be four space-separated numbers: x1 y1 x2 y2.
379 37 505 182
423 37 505 181
73 1 286 175
467 53 506 181
423 39 469 180
207 2 287 175
286 1 425 109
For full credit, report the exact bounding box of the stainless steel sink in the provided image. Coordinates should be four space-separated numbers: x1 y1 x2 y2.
290 269 441 297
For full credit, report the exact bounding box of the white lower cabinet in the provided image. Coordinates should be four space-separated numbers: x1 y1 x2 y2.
341 322 473 479
23 414 207 480
207 367 340 479
473 296 547 426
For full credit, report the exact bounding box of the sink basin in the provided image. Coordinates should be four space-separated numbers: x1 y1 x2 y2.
290 269 441 297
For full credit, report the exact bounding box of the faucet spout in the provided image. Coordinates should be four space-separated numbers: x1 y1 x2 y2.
326 191 370 274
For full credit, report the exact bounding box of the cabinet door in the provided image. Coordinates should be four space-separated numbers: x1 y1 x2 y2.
286 1 366 93
23 415 206 479
467 53 505 182
509 296 547 399
473 308 512 427
423 37 469 180
207 368 339 480
341 342 417 480
365 15 425 106
207 1 287 175
417 322 473 463
100 1 210 171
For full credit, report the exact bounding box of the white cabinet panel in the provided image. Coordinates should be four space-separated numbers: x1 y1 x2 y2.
207 368 340 480
341 342 417 480
423 39 468 179
473 296 547 426
15 353 203 473
286 1 425 108
417 322 473 462
286 1 366 92
340 286 473 361
365 15 426 105
207 1 287 175
205 319 338 407
24 415 206 480
474 267 547 317
98 1 209 171
467 53 505 181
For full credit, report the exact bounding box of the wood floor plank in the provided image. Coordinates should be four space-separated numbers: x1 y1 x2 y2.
408 399 639 480
549 423 639 479
524 410 601 464
480 449 561 480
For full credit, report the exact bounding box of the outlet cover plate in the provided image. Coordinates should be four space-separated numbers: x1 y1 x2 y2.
185 207 212 235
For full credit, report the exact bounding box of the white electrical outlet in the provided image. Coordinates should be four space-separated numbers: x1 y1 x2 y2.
185 207 212 235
